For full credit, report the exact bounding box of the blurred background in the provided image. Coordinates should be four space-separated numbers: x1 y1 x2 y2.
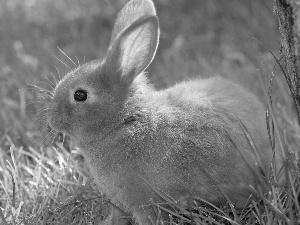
0 0 293 149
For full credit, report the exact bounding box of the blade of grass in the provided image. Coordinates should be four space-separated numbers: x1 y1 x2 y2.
252 37 300 124
0 208 8 225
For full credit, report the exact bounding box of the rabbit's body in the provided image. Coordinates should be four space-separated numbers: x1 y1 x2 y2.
82 73 270 202
46 0 285 224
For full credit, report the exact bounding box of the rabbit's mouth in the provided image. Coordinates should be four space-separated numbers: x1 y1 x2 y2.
48 117 70 134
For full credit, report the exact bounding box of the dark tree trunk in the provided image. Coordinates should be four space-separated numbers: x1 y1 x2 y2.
274 0 300 124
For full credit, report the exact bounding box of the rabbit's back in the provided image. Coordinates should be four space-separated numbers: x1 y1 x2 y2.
160 76 268 146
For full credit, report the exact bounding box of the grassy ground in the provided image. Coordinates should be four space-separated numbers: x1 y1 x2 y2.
0 0 299 224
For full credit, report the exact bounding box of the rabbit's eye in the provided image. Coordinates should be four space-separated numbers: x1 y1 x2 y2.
74 89 88 102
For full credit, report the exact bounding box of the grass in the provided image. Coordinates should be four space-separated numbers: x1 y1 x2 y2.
0 0 299 224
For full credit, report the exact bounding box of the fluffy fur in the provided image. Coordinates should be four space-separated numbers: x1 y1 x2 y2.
46 0 285 224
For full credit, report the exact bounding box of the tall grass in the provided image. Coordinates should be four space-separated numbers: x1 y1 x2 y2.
0 0 299 224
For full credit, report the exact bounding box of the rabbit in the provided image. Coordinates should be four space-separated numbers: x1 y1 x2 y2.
46 0 286 224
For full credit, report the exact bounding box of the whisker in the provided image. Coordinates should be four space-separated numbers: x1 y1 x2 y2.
53 55 72 70
26 87 52 97
31 97 52 104
27 81 54 91
84 55 86 63
27 84 54 97
75 56 80 66
36 81 54 89
54 65 61 81
41 129 58 145
33 93 53 101
27 101 49 106
45 76 56 89
57 46 77 67
41 131 52 144
51 72 58 87
26 87 51 96
39 93 53 100
28 83 51 92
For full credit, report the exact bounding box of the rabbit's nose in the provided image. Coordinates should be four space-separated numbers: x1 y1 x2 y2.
47 102 64 126
47 101 72 133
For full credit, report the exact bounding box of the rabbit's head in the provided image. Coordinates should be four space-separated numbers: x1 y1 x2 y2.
47 0 159 139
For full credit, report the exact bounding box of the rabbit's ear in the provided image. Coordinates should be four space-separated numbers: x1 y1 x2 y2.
104 15 159 85
109 0 156 48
